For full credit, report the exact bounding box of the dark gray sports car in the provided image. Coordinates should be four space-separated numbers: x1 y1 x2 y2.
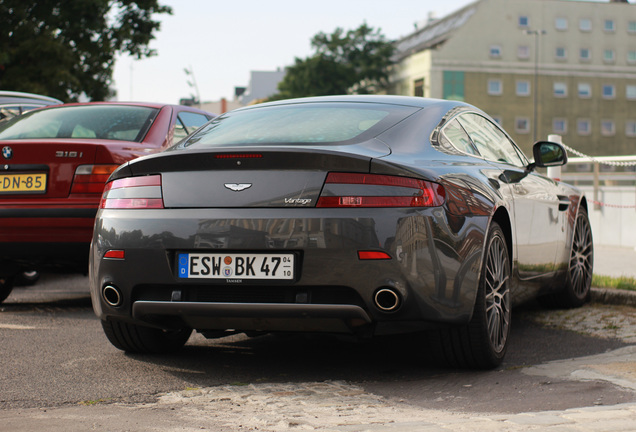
89 95 593 369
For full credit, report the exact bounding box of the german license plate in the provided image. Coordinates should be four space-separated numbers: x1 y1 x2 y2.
177 252 295 280
0 173 47 194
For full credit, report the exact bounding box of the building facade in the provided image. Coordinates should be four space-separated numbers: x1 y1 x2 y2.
389 0 636 156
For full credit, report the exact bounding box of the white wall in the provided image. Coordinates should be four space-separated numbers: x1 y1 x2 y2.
577 186 636 248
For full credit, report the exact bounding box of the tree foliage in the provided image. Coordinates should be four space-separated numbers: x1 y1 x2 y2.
275 24 395 100
0 0 172 101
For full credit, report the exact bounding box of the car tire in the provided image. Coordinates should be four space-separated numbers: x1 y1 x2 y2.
0 276 15 304
428 222 511 369
15 270 40 287
544 206 594 309
101 319 193 354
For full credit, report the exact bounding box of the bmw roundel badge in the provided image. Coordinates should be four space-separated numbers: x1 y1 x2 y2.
1 146 13 160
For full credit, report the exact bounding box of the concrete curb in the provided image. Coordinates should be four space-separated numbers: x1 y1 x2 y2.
591 287 636 307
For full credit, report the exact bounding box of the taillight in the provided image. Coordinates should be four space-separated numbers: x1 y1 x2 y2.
99 175 164 209
316 173 445 208
70 165 119 194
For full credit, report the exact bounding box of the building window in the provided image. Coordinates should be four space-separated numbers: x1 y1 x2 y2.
491 116 503 126
604 19 615 33
602 84 616 99
577 119 591 135
628 51 636 64
413 78 424 97
517 45 530 59
555 47 567 60
626 85 636 100
604 49 615 63
629 21 636 33
578 83 592 98
579 19 592 32
579 48 591 61
443 71 465 101
519 15 530 28
516 80 531 96
515 117 530 134
488 79 503 95
554 82 568 97
553 118 568 134
626 121 636 137
601 120 615 136
555 17 568 31
490 45 502 58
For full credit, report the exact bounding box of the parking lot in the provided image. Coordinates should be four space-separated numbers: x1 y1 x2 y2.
1 265 635 431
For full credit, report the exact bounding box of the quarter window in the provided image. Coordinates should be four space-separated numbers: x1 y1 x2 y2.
440 119 478 155
457 113 526 167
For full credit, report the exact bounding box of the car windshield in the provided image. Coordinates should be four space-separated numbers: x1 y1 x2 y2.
177 102 418 148
0 105 160 142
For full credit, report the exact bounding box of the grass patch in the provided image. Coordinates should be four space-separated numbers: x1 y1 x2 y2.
593 274 636 291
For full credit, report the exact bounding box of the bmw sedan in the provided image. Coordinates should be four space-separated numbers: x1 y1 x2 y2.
89 95 593 369
0 102 214 302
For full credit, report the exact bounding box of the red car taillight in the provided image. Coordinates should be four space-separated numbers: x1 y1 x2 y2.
99 175 164 209
70 164 119 194
316 173 445 208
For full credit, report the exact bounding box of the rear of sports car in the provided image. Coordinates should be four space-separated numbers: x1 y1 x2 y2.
90 98 492 358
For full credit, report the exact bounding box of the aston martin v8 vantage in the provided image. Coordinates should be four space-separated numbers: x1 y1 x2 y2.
89 96 593 369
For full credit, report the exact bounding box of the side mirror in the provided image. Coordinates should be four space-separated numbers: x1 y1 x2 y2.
532 141 567 167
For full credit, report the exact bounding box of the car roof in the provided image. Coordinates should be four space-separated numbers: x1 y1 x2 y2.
247 95 470 111
45 101 214 116
0 91 62 105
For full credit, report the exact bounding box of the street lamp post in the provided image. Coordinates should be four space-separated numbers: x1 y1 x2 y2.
526 29 546 142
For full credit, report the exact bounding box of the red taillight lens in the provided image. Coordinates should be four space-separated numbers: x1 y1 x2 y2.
358 251 392 260
70 165 119 194
316 173 445 208
100 175 164 209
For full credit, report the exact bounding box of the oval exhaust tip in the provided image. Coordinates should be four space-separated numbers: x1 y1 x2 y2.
102 285 122 307
374 288 401 312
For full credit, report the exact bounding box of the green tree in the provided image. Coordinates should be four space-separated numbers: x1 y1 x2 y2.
275 23 395 100
0 0 172 102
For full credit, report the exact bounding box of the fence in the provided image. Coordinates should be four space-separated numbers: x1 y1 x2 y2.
547 135 636 248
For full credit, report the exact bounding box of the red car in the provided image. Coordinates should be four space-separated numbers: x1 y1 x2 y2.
0 102 214 302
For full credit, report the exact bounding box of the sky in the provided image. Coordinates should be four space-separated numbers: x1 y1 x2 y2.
111 0 478 104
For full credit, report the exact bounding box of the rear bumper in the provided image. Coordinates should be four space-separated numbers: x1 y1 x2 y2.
132 301 372 334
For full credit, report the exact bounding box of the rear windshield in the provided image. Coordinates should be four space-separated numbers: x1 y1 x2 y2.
0 105 159 142
177 102 418 148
